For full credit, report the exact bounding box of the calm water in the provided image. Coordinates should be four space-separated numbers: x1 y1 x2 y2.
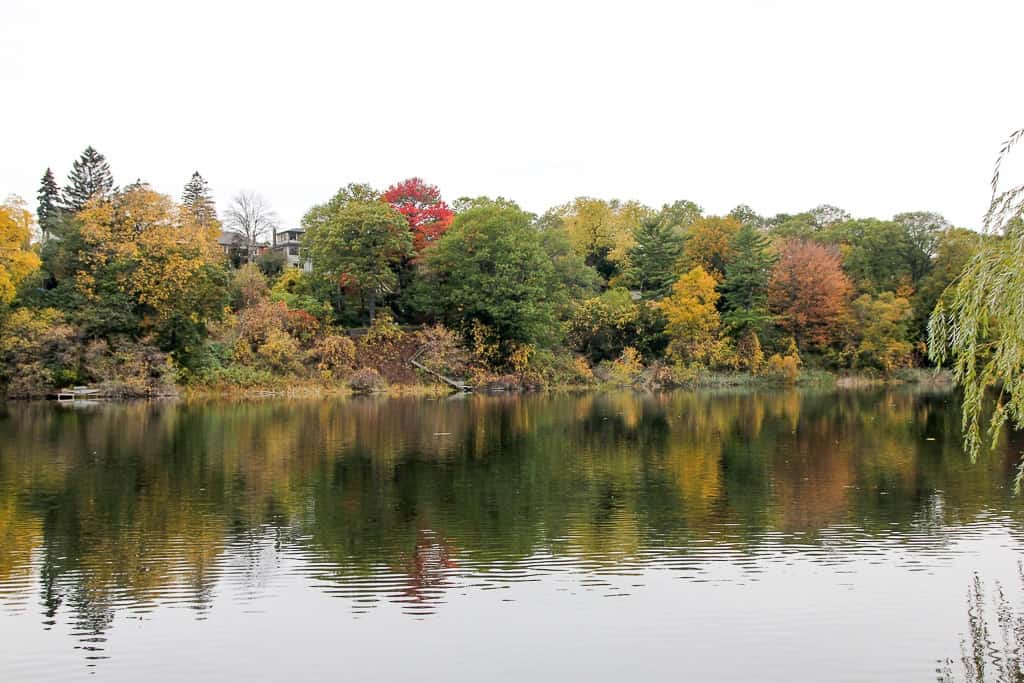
1 388 1023 682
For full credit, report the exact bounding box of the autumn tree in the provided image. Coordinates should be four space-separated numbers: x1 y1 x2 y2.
0 196 42 307
182 172 218 228
36 169 61 239
626 216 682 299
426 202 560 350
661 266 723 365
847 292 913 373
553 197 651 281
302 192 412 323
679 216 741 281
71 185 228 359
720 223 775 331
768 240 852 352
382 178 454 253
62 146 114 213
223 191 278 264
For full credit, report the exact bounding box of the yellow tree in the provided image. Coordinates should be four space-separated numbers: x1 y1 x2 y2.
660 266 724 365
679 216 742 281
553 197 651 280
76 185 228 358
0 196 41 306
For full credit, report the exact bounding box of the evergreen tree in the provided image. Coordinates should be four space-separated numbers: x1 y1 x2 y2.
182 172 217 227
720 223 775 330
62 146 114 213
627 216 682 299
37 168 61 238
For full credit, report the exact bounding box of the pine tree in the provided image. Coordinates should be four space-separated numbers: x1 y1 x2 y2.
182 171 217 227
62 146 114 213
720 223 776 331
627 216 682 299
37 168 61 238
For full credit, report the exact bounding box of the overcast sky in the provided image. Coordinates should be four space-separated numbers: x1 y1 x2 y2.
2 0 1023 229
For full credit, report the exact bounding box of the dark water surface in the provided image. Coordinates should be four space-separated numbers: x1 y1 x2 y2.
2 388 1023 681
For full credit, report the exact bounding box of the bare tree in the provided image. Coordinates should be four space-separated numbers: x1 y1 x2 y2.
223 190 279 263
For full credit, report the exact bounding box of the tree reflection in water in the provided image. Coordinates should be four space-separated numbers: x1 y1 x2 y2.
1 387 1023 675
940 564 1024 683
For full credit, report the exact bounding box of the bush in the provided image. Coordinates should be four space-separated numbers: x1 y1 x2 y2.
230 264 269 310
257 250 286 277
608 346 644 386
257 329 303 374
312 334 356 378
285 309 320 346
765 353 800 383
349 367 385 394
527 348 594 386
0 307 79 398
238 299 289 347
414 325 472 379
82 337 176 397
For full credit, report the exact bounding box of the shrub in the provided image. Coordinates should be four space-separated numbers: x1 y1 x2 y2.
257 329 303 374
0 307 79 397
414 325 472 379
230 264 269 310
238 299 289 347
285 309 320 346
349 367 385 394
312 334 356 378
765 353 800 384
82 336 175 397
736 329 766 374
608 346 644 386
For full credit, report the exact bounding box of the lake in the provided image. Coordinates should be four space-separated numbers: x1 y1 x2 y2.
1 388 1023 682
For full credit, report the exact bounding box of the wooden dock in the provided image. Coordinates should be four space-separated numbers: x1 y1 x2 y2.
55 386 103 401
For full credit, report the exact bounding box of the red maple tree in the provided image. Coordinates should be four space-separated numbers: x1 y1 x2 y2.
768 240 852 351
382 177 454 253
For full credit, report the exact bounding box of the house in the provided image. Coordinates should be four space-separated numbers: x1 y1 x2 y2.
272 228 312 271
218 230 270 267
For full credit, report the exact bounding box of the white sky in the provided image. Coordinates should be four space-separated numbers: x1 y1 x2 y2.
2 0 1023 229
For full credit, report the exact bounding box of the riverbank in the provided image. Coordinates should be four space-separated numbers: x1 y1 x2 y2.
174 366 953 401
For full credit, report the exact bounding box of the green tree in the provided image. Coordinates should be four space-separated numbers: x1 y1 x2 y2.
720 223 775 331
302 193 412 323
728 204 767 231
62 146 114 213
426 203 560 349
627 216 682 299
182 172 218 227
893 211 951 283
822 218 913 293
657 199 703 234
911 227 980 341
36 168 61 239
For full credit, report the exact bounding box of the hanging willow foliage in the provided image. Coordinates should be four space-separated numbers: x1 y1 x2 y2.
929 127 1024 486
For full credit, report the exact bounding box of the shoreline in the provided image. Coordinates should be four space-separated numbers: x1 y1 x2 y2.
21 368 955 404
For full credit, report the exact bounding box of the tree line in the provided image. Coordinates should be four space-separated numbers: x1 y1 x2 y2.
0 145 986 397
